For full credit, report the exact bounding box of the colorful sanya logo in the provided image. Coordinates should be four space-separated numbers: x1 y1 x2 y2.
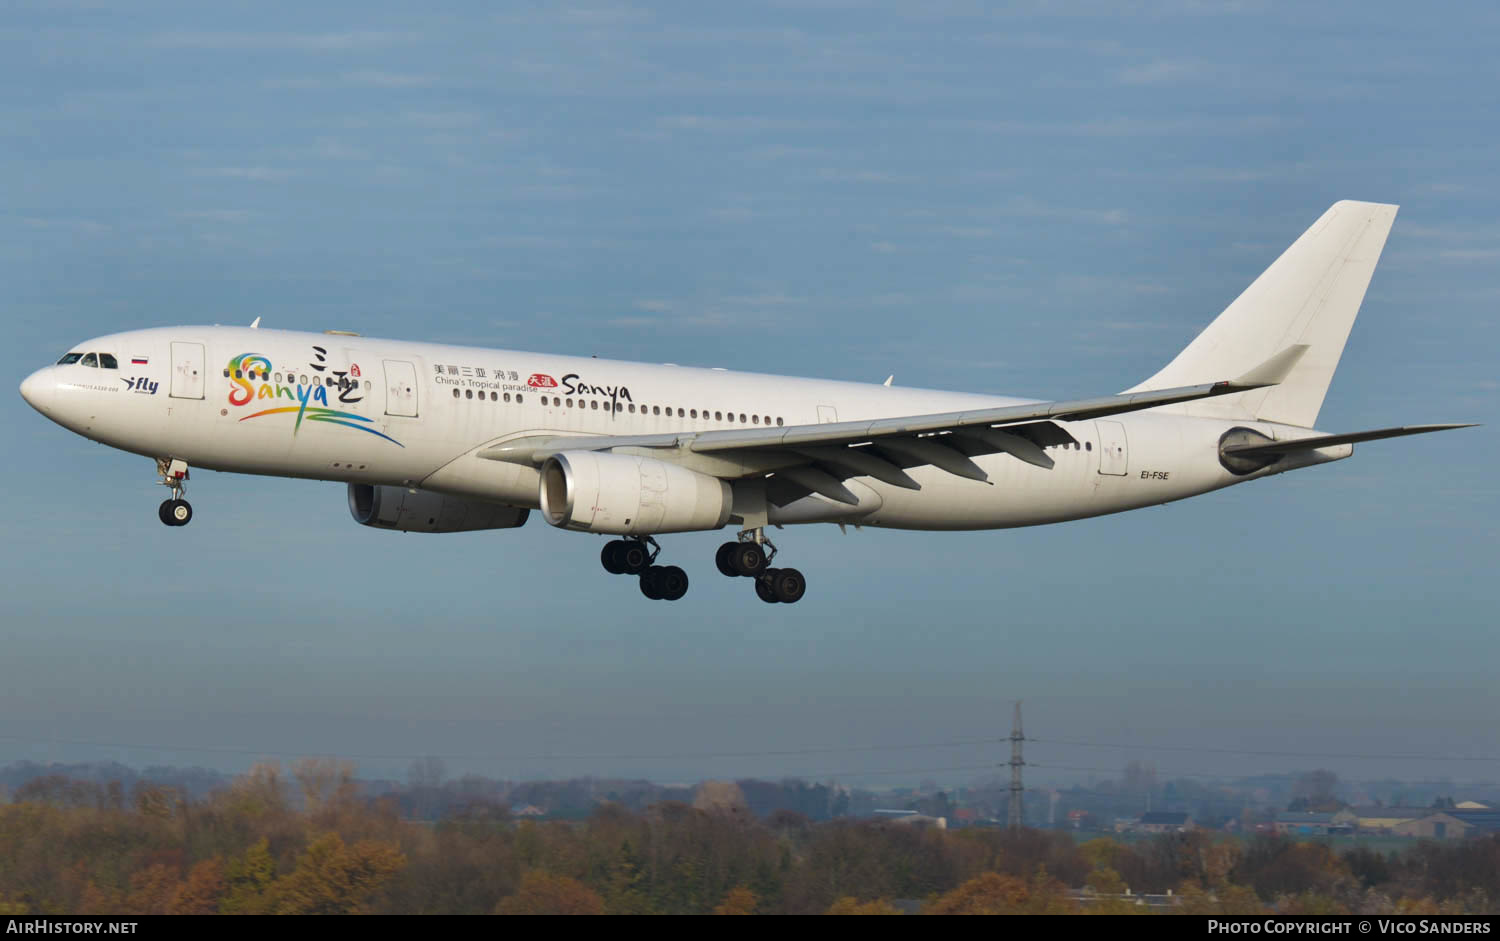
225 352 403 447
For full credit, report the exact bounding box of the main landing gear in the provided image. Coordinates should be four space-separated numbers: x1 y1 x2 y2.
715 529 806 605
600 536 689 602
597 529 807 604
156 458 193 527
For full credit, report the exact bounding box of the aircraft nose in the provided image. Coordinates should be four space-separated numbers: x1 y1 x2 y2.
19 367 53 413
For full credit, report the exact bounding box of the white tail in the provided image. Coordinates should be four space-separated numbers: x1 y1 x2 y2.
1128 200 1399 428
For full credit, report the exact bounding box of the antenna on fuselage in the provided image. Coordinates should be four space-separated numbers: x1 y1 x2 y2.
249 317 261 329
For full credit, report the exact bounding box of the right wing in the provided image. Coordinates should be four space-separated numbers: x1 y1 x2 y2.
477 348 1306 506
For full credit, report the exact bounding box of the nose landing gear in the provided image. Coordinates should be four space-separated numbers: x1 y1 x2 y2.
156 458 193 527
716 529 806 604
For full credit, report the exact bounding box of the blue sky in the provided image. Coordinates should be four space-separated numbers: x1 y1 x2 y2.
3 1 1497 792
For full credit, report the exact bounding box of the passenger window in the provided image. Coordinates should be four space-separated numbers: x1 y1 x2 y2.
739 413 746 423
678 408 685 417
777 417 784 426
715 411 722 421
752 415 759 424
466 389 473 399
98 354 118 369
652 406 659 415
57 352 84 365
690 409 697 419
516 394 523 403
275 372 283 383
453 388 460 398
1085 441 1092 451
593 400 600 410
504 392 511 402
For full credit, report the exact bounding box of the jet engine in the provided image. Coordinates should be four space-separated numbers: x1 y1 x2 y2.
539 451 733 535
348 483 530 533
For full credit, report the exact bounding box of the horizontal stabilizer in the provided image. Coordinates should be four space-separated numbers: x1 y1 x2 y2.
1222 423 1478 458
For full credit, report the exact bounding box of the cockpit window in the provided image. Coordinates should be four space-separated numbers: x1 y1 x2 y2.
98 353 118 369
80 353 99 367
56 352 83 365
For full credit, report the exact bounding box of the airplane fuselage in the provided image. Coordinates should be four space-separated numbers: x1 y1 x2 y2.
20 324 1344 532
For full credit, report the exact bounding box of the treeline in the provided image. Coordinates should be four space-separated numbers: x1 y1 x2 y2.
0 762 1496 915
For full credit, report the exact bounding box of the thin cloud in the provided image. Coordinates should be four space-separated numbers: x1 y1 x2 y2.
148 30 413 51
173 210 258 223
1118 59 1203 85
194 167 298 182
657 115 836 133
21 217 109 234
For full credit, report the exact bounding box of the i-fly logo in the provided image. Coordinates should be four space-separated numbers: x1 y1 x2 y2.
121 377 159 395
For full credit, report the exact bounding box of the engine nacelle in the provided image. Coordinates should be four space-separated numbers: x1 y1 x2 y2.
348 484 529 533
539 451 733 535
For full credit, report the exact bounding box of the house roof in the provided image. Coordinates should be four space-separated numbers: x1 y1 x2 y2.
1277 812 1335 824
1447 810 1500 831
1350 807 1434 821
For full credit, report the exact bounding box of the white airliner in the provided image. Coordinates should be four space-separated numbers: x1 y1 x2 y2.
19 201 1473 604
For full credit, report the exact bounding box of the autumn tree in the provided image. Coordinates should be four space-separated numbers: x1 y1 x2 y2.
714 886 757 915
826 896 903 915
495 871 604 915
268 832 406 915
926 870 1074 915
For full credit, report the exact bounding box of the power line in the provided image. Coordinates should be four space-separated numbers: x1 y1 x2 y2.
0 732 1005 765
1031 737 1500 763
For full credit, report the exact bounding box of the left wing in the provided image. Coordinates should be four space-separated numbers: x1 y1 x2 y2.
477 350 1301 506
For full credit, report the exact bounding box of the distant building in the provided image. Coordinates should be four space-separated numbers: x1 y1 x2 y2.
1351 807 1437 834
871 809 947 829
1135 812 1192 834
1391 812 1470 839
1274 812 1353 836
1448 809 1500 836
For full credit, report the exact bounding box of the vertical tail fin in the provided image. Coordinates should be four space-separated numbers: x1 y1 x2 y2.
1128 200 1399 428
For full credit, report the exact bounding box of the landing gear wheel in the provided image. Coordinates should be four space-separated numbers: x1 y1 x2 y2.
769 567 806 604
639 566 665 600
159 499 192 527
657 565 689 601
601 540 627 574
715 542 740 578
754 571 780 604
619 542 651 575
729 542 767 577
